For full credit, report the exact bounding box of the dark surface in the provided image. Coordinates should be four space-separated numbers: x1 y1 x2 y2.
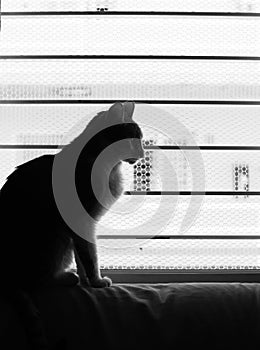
2 282 259 350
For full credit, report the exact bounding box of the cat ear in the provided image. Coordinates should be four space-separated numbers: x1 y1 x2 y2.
122 101 135 122
107 101 135 124
107 102 123 124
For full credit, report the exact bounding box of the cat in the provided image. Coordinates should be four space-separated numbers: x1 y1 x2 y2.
0 101 144 291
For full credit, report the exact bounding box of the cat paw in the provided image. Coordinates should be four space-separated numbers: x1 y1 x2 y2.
89 276 112 288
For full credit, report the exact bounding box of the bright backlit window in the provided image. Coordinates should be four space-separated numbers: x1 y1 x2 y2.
1 0 260 280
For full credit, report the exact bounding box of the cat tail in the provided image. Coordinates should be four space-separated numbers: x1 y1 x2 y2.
1 288 50 350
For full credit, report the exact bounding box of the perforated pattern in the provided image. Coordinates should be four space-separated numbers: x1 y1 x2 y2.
1 16 259 56
126 151 260 191
1 2 260 271
1 105 260 192
15 149 58 164
96 196 260 237
98 239 260 270
1 105 260 146
122 150 260 192
0 105 100 144
0 151 17 188
1 60 260 100
3 0 260 13
233 164 250 194
0 149 58 187
133 146 153 192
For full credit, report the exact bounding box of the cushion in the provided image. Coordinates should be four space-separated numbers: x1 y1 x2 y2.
29 282 260 349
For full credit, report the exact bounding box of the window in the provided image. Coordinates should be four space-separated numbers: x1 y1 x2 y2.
1 0 260 282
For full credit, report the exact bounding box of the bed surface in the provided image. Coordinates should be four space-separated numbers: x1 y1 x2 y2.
30 282 260 349
1 282 260 349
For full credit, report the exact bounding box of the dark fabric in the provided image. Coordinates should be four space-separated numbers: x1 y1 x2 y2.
30 283 260 350
2 283 260 349
0 296 29 350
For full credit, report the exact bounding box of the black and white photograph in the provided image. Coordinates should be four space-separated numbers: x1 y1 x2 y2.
0 1 260 349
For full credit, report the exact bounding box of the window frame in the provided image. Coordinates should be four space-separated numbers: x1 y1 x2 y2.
102 268 260 283
1 4 260 283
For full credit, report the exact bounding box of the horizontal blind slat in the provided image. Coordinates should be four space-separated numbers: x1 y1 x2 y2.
1 17 259 56
3 0 260 13
1 60 259 101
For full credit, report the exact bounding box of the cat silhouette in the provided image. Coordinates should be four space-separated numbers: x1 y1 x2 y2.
0 101 144 290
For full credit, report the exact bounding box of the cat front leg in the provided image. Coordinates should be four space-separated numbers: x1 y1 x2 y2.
50 235 80 287
74 246 90 287
74 236 112 288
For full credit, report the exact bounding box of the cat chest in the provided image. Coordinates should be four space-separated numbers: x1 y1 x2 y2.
109 165 123 199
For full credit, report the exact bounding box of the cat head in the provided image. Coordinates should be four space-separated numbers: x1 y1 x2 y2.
108 102 144 164
85 102 144 165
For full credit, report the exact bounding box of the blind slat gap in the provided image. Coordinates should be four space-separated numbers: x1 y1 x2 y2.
0 145 260 150
125 191 260 195
97 235 260 239
1 100 260 105
1 55 260 61
2 11 260 17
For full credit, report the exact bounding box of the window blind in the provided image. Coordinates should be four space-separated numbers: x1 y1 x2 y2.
1 0 260 279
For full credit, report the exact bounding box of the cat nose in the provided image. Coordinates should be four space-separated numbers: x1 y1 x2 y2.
126 158 138 164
